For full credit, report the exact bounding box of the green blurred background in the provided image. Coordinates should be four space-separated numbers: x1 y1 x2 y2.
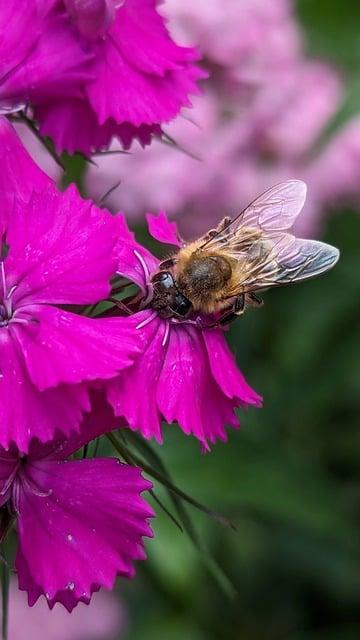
86 1 360 638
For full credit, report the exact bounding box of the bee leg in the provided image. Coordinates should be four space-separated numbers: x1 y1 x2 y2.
220 216 232 238
234 294 246 314
247 292 263 307
202 217 232 242
217 295 246 327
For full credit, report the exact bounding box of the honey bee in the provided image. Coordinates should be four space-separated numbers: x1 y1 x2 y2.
150 180 340 325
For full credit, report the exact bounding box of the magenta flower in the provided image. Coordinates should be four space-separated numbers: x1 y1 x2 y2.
106 213 262 451
0 118 138 452
0 117 53 218
0 1 91 115
0 398 153 612
0 0 205 154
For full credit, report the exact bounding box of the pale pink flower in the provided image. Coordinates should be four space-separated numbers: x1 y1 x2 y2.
8 579 125 639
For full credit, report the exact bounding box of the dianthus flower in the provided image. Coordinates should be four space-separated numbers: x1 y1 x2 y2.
106 213 262 450
0 397 153 612
0 1 205 154
0 118 138 451
0 1 91 115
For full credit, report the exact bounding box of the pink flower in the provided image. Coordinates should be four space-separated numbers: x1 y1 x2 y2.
0 0 205 154
84 1 355 242
247 61 342 159
85 56 344 239
307 117 360 205
0 118 138 452
0 398 154 612
163 0 301 71
106 213 262 451
9 580 126 640
0 1 91 115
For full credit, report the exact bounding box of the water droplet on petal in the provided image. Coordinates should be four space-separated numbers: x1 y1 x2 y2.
66 582 75 591
67 533 73 542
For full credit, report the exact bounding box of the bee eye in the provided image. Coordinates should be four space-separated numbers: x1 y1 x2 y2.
152 271 175 289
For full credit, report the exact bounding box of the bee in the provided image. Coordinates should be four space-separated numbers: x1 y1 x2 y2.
149 180 340 325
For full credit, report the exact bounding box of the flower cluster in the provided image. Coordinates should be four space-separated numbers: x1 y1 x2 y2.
0 0 205 154
0 117 155 610
0 0 341 626
0 108 261 613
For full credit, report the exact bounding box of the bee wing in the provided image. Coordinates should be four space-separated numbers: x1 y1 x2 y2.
199 179 307 250
225 236 340 297
196 179 339 297
256 237 338 288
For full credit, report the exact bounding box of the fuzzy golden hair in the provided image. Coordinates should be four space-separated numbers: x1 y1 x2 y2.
174 239 257 314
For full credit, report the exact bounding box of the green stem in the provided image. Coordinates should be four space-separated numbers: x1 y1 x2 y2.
108 432 235 530
107 431 237 600
1 544 10 640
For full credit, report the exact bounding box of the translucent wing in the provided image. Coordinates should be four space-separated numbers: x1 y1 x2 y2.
232 237 340 294
196 180 339 296
199 179 307 251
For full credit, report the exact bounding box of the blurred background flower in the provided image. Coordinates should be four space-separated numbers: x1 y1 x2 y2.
78 0 360 243
8 579 125 639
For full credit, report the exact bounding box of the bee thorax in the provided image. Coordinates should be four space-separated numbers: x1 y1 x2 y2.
177 254 232 302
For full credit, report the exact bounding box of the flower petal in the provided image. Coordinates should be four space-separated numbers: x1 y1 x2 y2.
36 99 116 156
0 8 92 107
203 330 262 407
15 306 140 390
36 98 161 155
0 331 89 452
0 450 18 507
28 391 121 461
106 315 249 449
0 0 47 99
107 311 164 442
88 44 204 127
157 325 240 449
5 185 117 306
146 211 182 247
114 214 159 290
16 458 153 611
86 0 205 126
0 118 51 227
110 0 200 76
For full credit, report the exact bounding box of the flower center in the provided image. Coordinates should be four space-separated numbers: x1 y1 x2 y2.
0 261 13 326
0 303 9 327
0 458 52 518
0 260 27 328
